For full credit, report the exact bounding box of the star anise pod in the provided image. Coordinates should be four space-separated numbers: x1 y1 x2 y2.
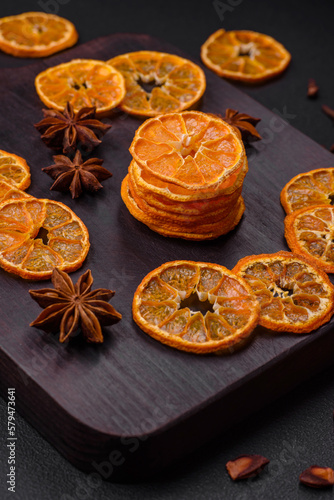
29 268 122 343
42 150 112 198
223 108 262 141
34 102 111 155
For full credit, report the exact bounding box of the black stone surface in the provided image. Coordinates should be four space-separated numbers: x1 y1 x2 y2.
1 0 334 499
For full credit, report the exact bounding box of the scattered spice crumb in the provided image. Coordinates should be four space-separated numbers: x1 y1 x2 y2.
322 104 334 120
299 465 334 488
226 454 269 480
307 78 319 98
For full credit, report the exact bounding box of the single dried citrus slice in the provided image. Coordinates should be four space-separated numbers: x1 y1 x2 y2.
0 180 32 203
107 51 206 117
0 150 31 191
0 12 78 58
201 29 291 83
133 261 259 353
233 251 334 333
130 159 247 203
281 168 334 214
284 205 334 273
130 111 245 190
35 59 125 115
0 198 89 280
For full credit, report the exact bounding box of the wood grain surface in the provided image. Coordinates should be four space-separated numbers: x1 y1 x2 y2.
0 33 334 481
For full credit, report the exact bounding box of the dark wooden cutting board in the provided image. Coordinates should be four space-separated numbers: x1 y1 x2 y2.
0 33 334 481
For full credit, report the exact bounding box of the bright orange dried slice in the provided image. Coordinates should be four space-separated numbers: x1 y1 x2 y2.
130 111 245 189
0 150 31 191
35 59 125 115
281 168 334 214
233 251 334 333
0 180 32 203
0 12 78 58
130 159 247 203
133 261 260 353
284 205 334 273
107 51 206 117
0 198 89 280
201 29 291 83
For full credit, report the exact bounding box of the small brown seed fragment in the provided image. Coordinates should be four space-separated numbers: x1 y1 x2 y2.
226 454 269 480
322 104 334 120
330 144 334 154
307 78 319 98
299 465 334 488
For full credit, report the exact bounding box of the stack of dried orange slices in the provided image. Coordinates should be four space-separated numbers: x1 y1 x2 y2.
121 110 248 240
281 168 334 273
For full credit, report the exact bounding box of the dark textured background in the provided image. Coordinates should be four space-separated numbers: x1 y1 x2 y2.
1 0 334 498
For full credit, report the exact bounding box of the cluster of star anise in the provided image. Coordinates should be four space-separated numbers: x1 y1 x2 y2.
35 102 113 198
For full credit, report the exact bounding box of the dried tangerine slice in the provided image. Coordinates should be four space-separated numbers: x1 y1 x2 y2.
130 159 247 203
281 168 334 214
284 205 334 273
201 29 291 83
0 198 89 279
0 12 78 58
130 111 245 190
0 180 32 203
233 251 334 333
133 261 259 353
0 150 31 191
107 51 206 117
35 59 125 115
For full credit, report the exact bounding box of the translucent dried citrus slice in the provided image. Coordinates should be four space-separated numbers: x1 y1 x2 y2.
281 168 334 214
133 261 259 353
128 168 243 218
0 198 89 279
0 150 31 191
284 205 334 273
0 12 78 58
107 51 206 117
130 111 245 189
201 29 291 83
122 175 245 240
130 159 247 203
35 59 125 115
0 180 32 203
233 251 334 333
